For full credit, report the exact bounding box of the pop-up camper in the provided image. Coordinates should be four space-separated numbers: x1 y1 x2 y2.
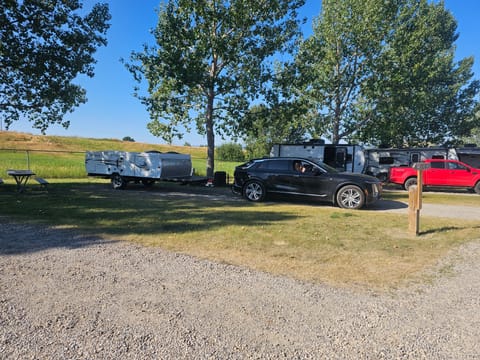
85 150 193 189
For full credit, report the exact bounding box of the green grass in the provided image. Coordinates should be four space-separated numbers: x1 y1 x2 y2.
1 181 478 290
1 131 479 290
0 131 241 179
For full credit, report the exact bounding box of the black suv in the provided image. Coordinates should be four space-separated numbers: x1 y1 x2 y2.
232 157 382 209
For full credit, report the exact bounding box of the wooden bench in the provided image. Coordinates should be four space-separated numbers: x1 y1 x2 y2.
34 177 49 190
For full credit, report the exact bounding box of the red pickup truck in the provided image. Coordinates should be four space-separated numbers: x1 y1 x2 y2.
388 159 480 194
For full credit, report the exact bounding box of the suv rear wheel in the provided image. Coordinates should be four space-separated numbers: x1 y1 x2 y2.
243 180 265 202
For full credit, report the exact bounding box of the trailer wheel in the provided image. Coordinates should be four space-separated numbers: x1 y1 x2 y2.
404 177 417 191
111 174 126 189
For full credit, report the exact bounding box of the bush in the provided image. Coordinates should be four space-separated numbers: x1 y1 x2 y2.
216 143 245 162
122 136 135 142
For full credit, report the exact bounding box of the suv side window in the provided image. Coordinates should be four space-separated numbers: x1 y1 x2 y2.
257 159 290 171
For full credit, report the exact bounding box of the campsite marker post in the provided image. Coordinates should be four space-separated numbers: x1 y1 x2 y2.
408 162 431 235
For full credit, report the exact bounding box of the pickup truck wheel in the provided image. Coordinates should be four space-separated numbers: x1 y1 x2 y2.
243 180 265 202
404 177 417 191
336 185 365 210
111 174 126 189
474 182 480 195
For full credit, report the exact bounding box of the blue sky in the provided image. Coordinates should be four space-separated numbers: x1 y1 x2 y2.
8 0 480 146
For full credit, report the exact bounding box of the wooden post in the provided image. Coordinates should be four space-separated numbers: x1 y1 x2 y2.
408 185 420 235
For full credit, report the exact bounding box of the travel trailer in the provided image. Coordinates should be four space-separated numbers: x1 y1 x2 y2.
270 141 480 181
270 140 365 173
85 150 193 189
362 147 457 181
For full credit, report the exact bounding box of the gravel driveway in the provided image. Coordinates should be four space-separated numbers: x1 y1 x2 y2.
1 197 480 359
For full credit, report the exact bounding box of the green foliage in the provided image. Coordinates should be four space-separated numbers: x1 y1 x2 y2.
122 136 135 142
125 0 305 177
240 103 309 159
295 0 394 144
0 1 111 133
360 0 480 147
295 0 479 147
216 143 245 162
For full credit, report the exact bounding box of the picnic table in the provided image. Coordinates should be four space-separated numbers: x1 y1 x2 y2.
7 169 36 192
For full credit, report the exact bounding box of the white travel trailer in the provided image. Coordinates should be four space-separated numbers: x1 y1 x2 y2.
363 147 458 181
85 150 193 189
270 141 480 181
455 145 480 169
270 140 366 173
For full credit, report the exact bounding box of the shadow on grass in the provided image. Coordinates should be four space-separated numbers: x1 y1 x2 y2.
419 225 480 236
368 199 408 211
0 182 298 254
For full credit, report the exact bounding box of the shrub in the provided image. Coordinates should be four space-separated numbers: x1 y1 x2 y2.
216 143 245 162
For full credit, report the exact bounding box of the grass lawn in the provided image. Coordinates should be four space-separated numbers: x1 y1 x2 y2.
1 180 478 290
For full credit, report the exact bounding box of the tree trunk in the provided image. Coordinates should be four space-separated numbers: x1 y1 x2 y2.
205 90 215 178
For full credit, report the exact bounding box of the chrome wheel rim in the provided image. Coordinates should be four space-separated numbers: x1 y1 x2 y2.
245 183 263 201
339 188 361 208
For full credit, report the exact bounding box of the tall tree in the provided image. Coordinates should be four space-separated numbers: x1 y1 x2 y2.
241 103 309 158
126 0 305 177
0 0 111 133
294 0 395 144
360 0 480 147
295 0 479 147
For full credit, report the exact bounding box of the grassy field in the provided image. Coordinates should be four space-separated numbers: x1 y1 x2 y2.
0 131 239 178
1 179 479 290
1 131 479 290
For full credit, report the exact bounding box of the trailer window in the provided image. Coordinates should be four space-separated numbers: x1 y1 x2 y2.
411 153 420 163
379 157 394 165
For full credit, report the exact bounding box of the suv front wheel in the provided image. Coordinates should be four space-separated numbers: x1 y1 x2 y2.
336 185 365 209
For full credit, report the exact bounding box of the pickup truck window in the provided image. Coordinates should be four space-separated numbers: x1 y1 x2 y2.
430 162 445 169
448 162 468 170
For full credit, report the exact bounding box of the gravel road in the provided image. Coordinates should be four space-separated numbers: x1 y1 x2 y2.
1 197 480 359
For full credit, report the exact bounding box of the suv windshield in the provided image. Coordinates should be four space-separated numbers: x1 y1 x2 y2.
315 161 339 173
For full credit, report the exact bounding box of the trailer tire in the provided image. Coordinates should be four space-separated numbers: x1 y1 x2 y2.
111 174 126 189
404 177 417 191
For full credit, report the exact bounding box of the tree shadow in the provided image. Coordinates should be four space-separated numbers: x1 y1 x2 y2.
0 183 298 255
0 218 118 255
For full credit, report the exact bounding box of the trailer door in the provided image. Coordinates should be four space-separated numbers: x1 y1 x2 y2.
324 146 347 171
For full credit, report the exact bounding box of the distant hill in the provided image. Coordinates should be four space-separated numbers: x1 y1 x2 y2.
0 131 207 159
